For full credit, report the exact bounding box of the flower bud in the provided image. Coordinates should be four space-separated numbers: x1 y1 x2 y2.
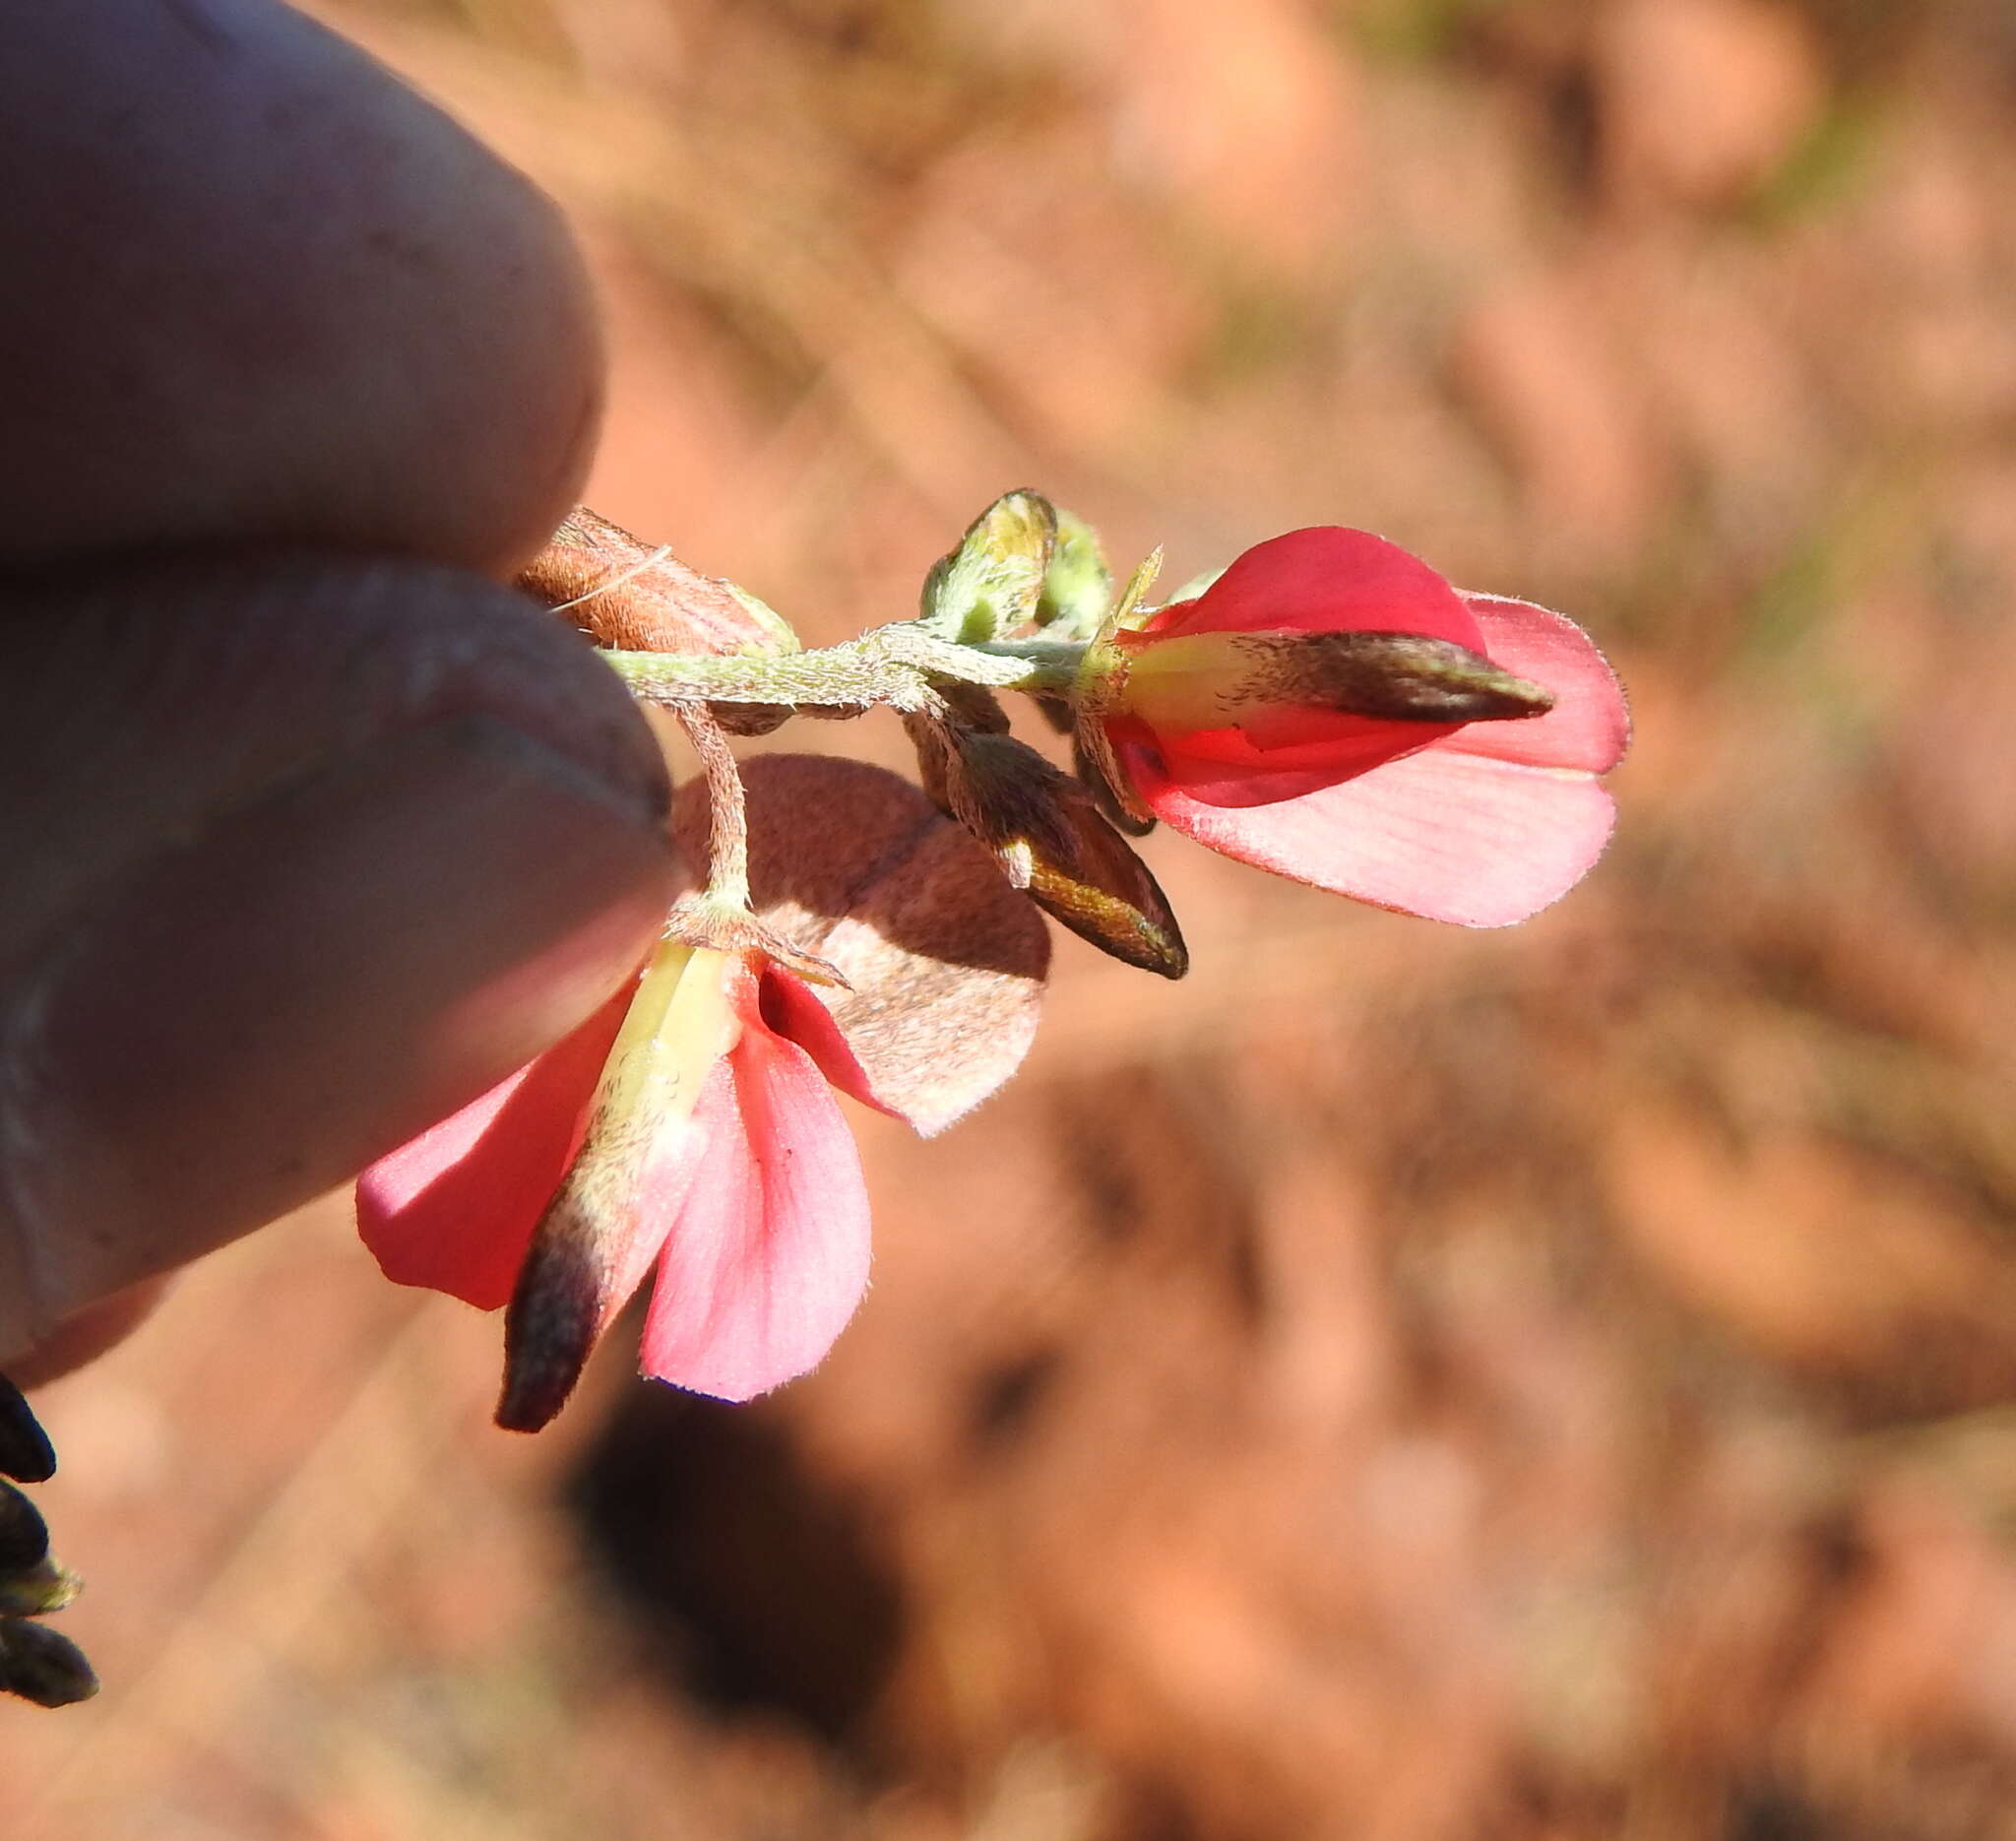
915 724 1186 979
0 1482 49 1576
918 490 1057 643
0 1379 55 1485
1032 506 1112 641
0 1619 97 1708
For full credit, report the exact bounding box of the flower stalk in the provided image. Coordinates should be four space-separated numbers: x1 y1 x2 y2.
600 624 1087 711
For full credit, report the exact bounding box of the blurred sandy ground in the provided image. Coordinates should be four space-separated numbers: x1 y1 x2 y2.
13 0 2016 1834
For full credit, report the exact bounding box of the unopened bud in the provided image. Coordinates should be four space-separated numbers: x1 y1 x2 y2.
1032 507 1113 642
0 1378 54 1485
1115 628 1555 735
916 725 1187 979
0 1482 48 1576
920 491 1058 644
0 1619 98 1708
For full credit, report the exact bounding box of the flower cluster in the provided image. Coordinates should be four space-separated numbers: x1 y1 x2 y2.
358 501 1628 1428
0 1378 93 1707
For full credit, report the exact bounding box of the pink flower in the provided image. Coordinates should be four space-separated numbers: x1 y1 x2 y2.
358 942 883 1424
1099 527 1630 927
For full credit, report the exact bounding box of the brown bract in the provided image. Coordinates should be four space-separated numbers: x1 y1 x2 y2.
671 756 1050 1136
521 508 797 659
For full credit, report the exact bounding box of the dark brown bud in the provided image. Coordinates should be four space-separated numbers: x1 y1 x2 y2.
914 724 1187 980
0 1619 98 1708
0 1378 55 1484
0 1482 49 1575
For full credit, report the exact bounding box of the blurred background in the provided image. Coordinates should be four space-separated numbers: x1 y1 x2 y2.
13 0 2016 1834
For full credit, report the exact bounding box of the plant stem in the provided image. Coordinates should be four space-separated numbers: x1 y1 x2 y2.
599 625 1089 710
674 706 752 909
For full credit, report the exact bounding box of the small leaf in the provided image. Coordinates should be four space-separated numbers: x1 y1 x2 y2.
672 757 1052 1135
917 491 1058 644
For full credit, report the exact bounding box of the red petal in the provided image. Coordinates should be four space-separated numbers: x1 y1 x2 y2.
1451 595 1631 773
1121 716 1449 809
1131 740 1619 927
753 963 895 1118
1150 528 1481 647
638 1020 872 1402
356 988 630 1310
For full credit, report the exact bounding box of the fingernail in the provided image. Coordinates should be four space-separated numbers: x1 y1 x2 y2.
0 715 676 1344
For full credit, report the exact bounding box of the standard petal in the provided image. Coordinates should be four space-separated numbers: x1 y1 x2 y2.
1454 595 1631 773
1151 528 1481 647
356 988 629 1310
639 1024 872 1402
1131 741 1619 927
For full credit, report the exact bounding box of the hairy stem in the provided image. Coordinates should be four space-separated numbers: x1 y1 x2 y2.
673 705 751 909
600 626 1089 710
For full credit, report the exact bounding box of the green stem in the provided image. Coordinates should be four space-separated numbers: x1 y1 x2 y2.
599 625 1090 711
960 638 1087 695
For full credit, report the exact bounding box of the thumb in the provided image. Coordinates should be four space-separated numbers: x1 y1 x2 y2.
0 551 678 1362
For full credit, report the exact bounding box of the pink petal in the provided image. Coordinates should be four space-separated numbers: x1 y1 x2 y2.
1454 595 1631 773
1151 528 1481 648
1130 740 1619 927
356 988 631 1310
638 1020 871 1402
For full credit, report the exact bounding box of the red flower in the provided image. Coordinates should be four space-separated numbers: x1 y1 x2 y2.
358 942 882 1418
1100 528 1629 926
